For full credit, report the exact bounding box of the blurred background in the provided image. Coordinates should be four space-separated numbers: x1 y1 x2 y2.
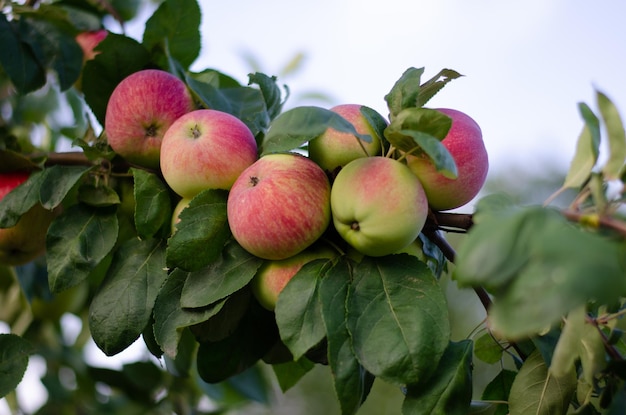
2 0 626 413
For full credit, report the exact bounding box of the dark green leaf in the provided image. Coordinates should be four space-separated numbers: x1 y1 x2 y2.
78 183 120 207
320 259 374 415
402 340 473 415
89 238 167 356
131 168 172 239
416 68 464 108
249 72 284 121
272 358 315 393
180 240 263 308
597 90 626 180
142 0 201 69
46 203 118 293
384 67 425 119
474 332 505 364
562 103 600 190
261 106 372 155
481 369 516 415
275 259 331 360
0 334 34 399
39 165 92 209
346 255 450 386
166 189 230 271
0 169 45 228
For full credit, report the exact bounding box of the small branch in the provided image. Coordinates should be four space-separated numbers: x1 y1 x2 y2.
430 211 474 231
586 314 623 362
561 209 626 238
40 151 94 167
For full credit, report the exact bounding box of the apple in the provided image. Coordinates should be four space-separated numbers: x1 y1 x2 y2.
330 156 428 257
160 109 258 198
406 108 488 211
0 172 57 266
251 243 336 310
75 29 108 61
227 153 331 260
104 69 195 169
308 104 383 174
170 197 191 234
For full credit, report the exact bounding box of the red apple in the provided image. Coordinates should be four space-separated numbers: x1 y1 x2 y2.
160 109 258 198
308 104 383 173
330 156 428 257
406 108 488 211
0 172 57 266
227 153 331 260
75 29 108 61
104 69 195 169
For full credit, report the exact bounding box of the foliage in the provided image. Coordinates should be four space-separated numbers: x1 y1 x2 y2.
1 1 626 414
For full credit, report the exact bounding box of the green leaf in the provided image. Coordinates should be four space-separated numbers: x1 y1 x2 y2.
474 332 505 364
248 72 284 121
0 169 46 228
39 165 92 209
0 334 34 399
131 168 172 239
508 349 576 415
597 90 626 180
82 33 151 125
275 259 330 360
402 340 473 415
481 369 516 415
261 106 372 155
561 103 601 190
142 0 201 69
272 358 315 393
416 68 464 108
320 259 375 415
46 203 118 293
89 238 167 356
166 189 230 271
385 67 425 119
153 269 225 359
180 240 263 308
385 107 457 178
346 255 450 386
78 183 120 207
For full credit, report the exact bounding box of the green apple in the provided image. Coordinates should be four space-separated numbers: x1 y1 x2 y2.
227 153 331 260
406 108 488 211
251 243 336 310
160 109 258 198
330 156 428 257
308 104 383 173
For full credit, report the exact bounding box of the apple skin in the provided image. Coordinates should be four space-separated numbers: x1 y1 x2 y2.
160 109 258 198
227 153 331 261
75 29 108 61
330 156 428 257
105 69 195 169
251 244 336 310
406 108 488 211
0 172 57 266
308 104 383 173
170 197 191 234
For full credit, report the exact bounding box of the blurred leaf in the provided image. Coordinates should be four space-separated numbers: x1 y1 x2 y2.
166 189 230 272
46 203 118 293
248 72 284 121
261 106 372 155
0 169 45 228
597 90 626 180
385 67 425 119
481 369 516 415
89 238 167 356
272 358 315 393
0 334 34 399
416 68 464 108
142 0 201 70
403 340 473 415
509 350 576 415
180 240 263 308
474 332 504 364
0 150 41 173
82 33 151 125
132 168 172 239
275 259 330 360
561 103 601 190
320 258 375 415
77 183 120 207
346 255 450 386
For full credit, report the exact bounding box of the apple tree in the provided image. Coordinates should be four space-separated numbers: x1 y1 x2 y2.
1 1 626 414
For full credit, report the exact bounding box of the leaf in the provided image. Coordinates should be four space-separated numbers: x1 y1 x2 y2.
474 332 505 364
248 72 284 121
561 103 601 190
384 67 425 119
402 340 473 415
180 240 263 308
142 0 201 69
89 238 167 356
0 169 46 228
416 68 464 108
272 358 315 393
597 90 626 180
166 189 230 271
261 106 372 155
508 349 576 415
46 203 118 293
153 269 225 359
39 165 92 209
131 168 172 239
320 259 375 415
0 334 34 399
77 184 120 207
275 259 330 360
481 369 517 415
346 255 450 386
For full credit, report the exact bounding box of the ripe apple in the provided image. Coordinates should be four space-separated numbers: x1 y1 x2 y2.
75 29 108 61
160 109 258 198
406 108 488 211
0 172 57 266
330 156 428 257
251 243 336 310
308 104 383 174
227 153 331 260
105 69 195 169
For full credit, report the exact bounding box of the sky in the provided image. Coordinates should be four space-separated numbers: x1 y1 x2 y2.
3 1 626 413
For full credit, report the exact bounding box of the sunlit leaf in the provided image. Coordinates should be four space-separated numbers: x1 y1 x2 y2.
597 90 626 180
0 334 34 399
560 103 601 190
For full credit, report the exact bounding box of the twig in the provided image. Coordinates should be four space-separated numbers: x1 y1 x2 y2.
562 209 626 238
